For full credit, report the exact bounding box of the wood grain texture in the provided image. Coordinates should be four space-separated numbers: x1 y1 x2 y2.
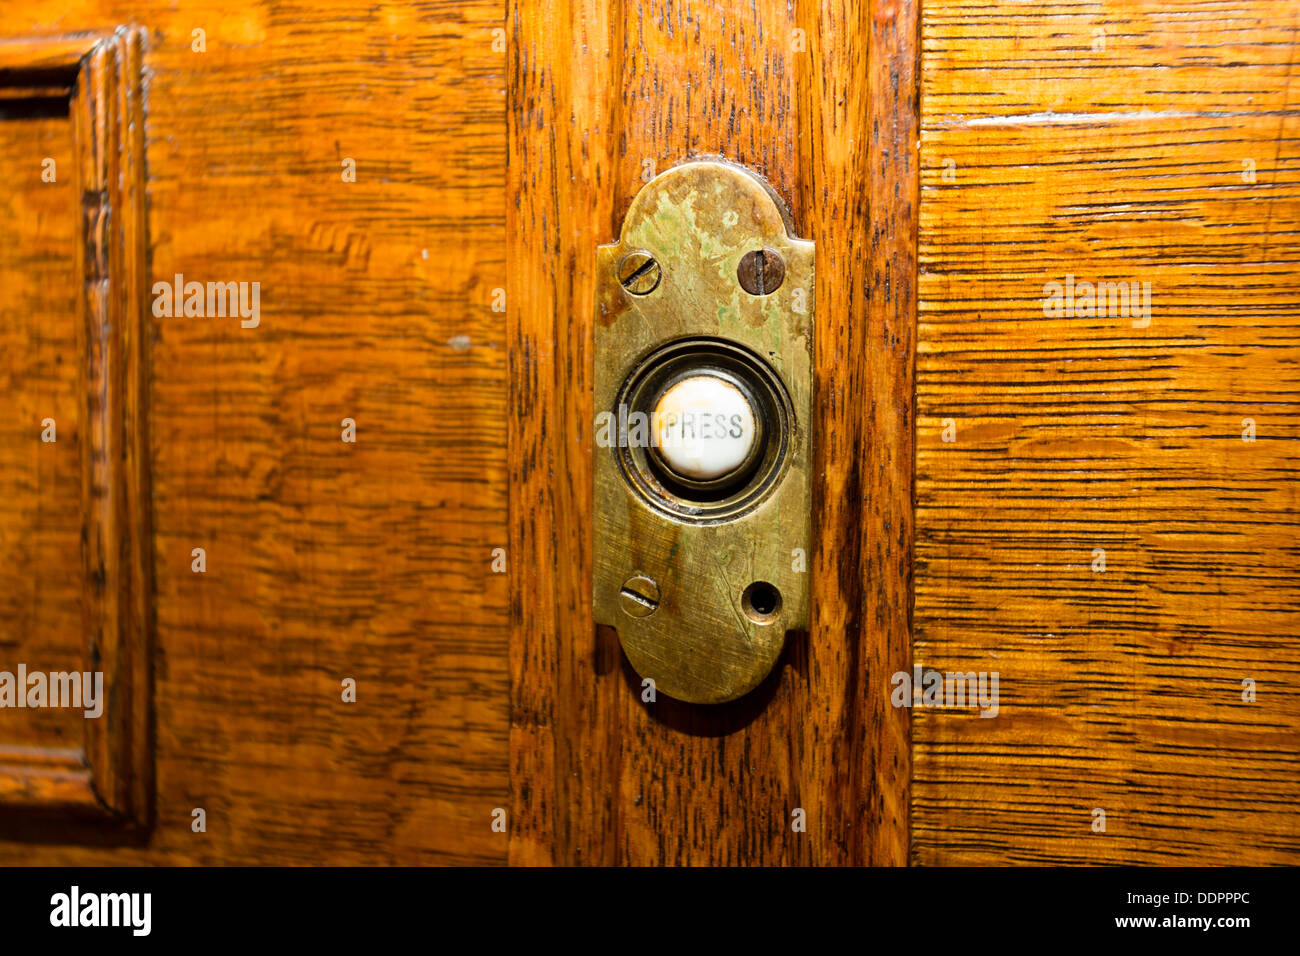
74 27 153 826
798 0 918 867
506 0 616 867
508 0 917 864
0 2 508 863
915 0 1300 864
0 29 154 823
5 0 1290 868
0 103 84 764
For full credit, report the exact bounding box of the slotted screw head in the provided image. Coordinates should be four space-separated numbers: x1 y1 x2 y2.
618 251 661 295
737 248 786 296
619 574 660 618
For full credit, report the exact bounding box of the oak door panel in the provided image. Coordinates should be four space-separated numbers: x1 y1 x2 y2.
0 2 507 864
506 0 917 865
915 0 1300 864
0 106 82 758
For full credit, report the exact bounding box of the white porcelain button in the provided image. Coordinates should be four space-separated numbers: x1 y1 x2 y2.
652 374 757 481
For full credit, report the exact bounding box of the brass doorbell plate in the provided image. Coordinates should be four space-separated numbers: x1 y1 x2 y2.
593 159 813 705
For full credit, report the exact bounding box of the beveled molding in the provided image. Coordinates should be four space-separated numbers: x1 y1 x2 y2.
0 27 152 828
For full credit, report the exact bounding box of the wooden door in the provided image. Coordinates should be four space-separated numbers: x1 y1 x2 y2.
0 0 1296 866
0 3 508 864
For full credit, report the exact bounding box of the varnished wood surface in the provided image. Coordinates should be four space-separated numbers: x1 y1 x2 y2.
0 29 154 822
0 108 83 756
0 2 508 863
914 0 1300 864
0 0 1295 867
72 27 154 825
799 0 918 867
508 0 916 864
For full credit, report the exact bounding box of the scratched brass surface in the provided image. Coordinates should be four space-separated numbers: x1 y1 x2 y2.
593 160 813 705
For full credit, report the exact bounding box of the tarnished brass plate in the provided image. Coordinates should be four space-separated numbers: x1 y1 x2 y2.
593 159 813 705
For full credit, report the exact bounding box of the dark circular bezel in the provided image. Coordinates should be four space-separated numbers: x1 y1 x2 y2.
612 337 795 524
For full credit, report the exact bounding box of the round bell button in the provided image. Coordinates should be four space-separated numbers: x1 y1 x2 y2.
652 374 758 483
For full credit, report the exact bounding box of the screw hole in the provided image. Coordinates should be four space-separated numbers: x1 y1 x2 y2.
741 581 781 623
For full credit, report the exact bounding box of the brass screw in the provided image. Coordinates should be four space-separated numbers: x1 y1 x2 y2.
618 251 661 295
737 248 786 296
619 574 660 617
